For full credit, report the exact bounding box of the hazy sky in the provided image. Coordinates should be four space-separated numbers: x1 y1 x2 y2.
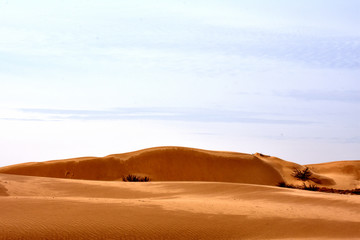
1 0 359 166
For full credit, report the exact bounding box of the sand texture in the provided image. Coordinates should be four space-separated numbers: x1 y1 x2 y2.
0 146 359 239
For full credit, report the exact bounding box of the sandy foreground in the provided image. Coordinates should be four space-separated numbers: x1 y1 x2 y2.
1 174 360 239
0 147 359 239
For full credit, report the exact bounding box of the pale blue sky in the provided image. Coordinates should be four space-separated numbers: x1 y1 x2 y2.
0 0 359 166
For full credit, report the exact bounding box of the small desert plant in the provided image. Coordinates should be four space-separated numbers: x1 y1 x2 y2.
277 181 296 188
302 183 319 191
292 167 312 181
277 181 287 187
351 188 360 195
319 187 360 195
278 182 360 195
122 174 150 182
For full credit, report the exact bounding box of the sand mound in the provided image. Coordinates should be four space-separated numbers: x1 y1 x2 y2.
0 146 359 189
253 153 339 187
307 160 360 189
0 147 284 186
1 173 359 240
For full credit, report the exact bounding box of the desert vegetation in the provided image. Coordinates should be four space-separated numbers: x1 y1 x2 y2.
277 167 360 194
292 167 312 181
277 181 360 195
122 174 150 182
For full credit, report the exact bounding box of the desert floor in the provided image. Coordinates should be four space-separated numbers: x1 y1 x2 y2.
1 173 360 239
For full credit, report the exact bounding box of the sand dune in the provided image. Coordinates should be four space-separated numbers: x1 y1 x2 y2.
1 146 360 239
1 173 360 240
253 152 358 189
307 160 360 189
1 146 359 189
0 147 283 185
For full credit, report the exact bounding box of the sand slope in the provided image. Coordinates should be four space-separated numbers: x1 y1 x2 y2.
0 147 284 186
253 153 359 189
1 173 360 240
1 146 359 189
307 160 360 189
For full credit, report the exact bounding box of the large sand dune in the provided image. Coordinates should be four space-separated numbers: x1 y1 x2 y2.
0 146 359 239
1 146 359 189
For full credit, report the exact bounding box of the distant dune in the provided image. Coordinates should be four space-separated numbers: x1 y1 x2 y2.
1 146 360 239
0 146 359 189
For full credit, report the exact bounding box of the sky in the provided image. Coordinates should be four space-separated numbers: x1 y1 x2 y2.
0 0 360 166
